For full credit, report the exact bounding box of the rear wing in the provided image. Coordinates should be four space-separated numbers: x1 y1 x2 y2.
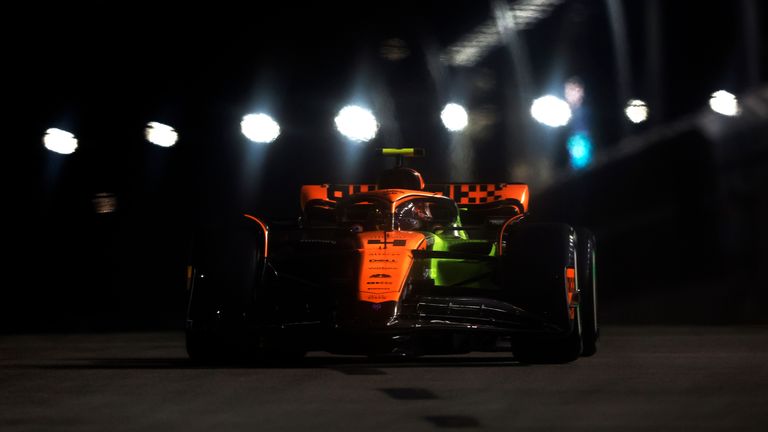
300 183 528 212
424 184 528 211
300 184 376 211
426 183 528 226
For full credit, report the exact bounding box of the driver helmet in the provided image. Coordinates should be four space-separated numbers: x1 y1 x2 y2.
399 201 433 231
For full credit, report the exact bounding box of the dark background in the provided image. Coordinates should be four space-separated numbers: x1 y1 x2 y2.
5 0 767 332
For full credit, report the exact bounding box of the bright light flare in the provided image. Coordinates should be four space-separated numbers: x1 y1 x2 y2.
567 132 593 169
709 90 739 116
564 78 584 108
241 113 281 143
625 99 648 123
335 105 379 142
43 128 78 154
530 95 571 127
440 103 469 132
145 121 178 147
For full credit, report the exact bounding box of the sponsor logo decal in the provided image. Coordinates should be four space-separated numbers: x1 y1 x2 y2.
367 239 407 247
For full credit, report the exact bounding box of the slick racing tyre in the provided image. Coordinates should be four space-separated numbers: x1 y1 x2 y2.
501 223 583 363
577 228 598 357
185 215 266 363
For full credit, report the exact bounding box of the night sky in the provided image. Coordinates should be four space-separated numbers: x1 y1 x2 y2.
14 2 763 185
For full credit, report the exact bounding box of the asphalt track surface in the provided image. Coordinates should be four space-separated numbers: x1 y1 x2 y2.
2 326 767 431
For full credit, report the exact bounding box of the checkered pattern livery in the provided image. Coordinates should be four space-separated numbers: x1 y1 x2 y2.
300 184 377 210
325 184 377 200
301 182 528 212
426 184 522 204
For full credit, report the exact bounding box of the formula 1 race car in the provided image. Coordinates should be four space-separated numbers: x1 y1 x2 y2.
185 148 598 363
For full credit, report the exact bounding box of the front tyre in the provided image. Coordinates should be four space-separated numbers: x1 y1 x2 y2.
577 228 598 356
514 312 582 364
185 216 266 363
502 223 583 363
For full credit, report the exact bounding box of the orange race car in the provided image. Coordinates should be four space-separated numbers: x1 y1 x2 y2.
185 148 598 363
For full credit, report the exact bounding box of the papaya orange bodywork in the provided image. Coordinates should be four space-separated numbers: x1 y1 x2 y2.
440 183 529 210
566 267 576 319
357 231 427 303
300 184 376 211
243 214 269 258
300 183 529 212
